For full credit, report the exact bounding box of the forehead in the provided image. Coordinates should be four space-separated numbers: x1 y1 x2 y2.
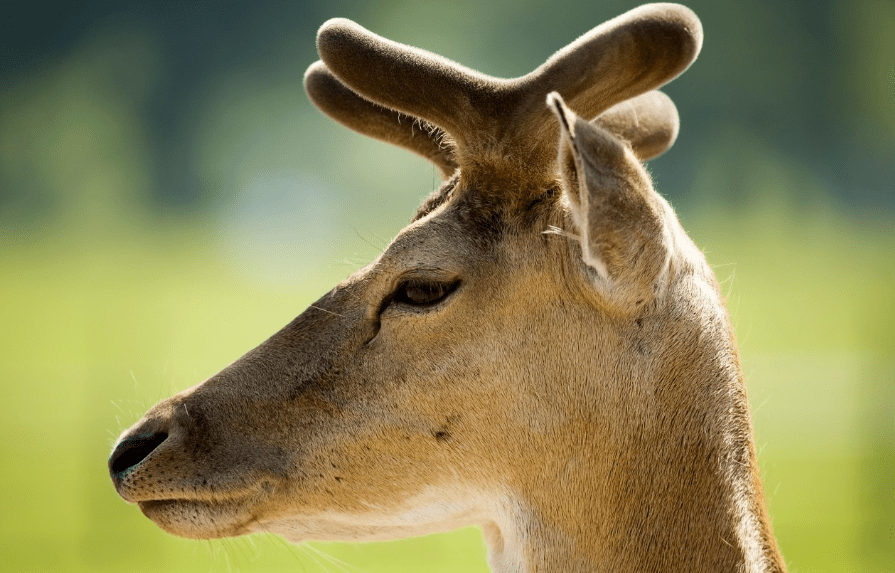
381 185 515 280
382 208 476 272
372 168 564 282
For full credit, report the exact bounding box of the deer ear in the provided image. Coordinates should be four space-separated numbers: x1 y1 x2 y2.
548 92 672 308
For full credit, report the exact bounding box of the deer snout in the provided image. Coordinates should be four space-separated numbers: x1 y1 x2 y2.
109 432 169 484
108 399 187 500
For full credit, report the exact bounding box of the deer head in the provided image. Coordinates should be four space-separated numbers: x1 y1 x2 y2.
109 4 786 572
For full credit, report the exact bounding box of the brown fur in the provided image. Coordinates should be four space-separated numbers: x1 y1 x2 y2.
110 4 787 572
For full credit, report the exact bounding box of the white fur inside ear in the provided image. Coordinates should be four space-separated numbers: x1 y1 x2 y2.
580 242 611 283
550 92 613 286
572 195 611 283
560 187 611 284
547 92 575 140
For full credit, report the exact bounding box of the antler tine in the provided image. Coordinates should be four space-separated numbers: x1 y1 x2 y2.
304 61 457 179
520 3 702 127
595 90 680 161
317 19 505 152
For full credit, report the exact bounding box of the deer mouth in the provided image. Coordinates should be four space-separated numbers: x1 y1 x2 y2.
110 434 273 539
137 497 261 539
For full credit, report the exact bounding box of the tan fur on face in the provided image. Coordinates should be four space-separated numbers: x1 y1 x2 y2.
110 4 786 572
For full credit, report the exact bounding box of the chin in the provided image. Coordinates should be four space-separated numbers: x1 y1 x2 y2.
138 498 257 540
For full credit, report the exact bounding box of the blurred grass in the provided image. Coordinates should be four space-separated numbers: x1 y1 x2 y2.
2 4 894 570
1 201 893 572
2 1 893 570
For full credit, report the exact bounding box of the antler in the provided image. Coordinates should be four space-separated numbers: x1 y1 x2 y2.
311 3 701 183
594 90 680 161
304 62 458 178
306 61 678 175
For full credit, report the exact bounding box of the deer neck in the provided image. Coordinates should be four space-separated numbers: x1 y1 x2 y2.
479 353 785 573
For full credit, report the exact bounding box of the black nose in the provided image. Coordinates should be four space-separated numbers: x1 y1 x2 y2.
109 432 168 480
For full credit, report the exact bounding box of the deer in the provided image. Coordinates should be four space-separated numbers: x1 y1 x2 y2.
108 4 787 572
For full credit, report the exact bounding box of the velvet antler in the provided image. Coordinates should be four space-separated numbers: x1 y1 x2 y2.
308 3 701 184
304 62 458 178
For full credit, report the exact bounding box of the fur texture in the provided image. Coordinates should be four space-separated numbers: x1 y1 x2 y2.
109 4 787 572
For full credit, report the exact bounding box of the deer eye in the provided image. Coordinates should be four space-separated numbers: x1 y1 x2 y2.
393 279 460 308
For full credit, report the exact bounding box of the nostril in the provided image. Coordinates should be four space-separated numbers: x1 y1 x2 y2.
109 432 168 478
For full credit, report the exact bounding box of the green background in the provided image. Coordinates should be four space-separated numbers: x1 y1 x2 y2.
1 1 893 571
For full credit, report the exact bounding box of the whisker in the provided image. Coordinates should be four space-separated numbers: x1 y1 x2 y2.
266 532 310 571
352 227 386 251
306 543 370 573
308 305 348 319
298 543 331 572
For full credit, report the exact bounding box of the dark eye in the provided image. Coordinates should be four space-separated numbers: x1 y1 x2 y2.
393 279 460 308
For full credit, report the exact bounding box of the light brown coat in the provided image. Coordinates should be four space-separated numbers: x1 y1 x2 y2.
110 4 787 571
